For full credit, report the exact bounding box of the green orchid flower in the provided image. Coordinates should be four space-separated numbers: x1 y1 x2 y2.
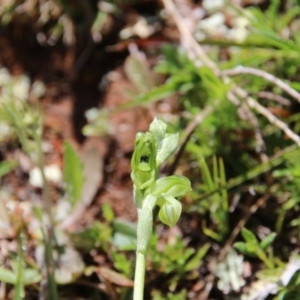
131 118 192 300
145 175 192 226
131 131 157 190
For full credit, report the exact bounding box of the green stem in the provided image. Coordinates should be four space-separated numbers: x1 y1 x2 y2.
133 194 157 300
133 252 146 300
35 133 58 300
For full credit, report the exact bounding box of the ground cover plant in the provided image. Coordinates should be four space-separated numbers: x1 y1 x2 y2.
1 0 300 299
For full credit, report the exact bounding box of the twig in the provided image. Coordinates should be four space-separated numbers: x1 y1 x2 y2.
257 91 291 106
222 67 300 104
167 105 214 175
233 86 300 147
228 85 267 156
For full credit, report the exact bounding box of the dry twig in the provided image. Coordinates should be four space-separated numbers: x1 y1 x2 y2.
233 86 300 147
257 91 291 106
222 67 300 104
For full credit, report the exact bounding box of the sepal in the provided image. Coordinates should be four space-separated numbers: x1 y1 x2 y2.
145 175 192 199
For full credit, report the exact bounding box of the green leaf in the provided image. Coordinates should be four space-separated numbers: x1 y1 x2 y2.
14 232 25 300
23 269 42 285
245 242 260 254
199 157 215 191
71 222 112 251
0 160 17 178
112 219 137 251
63 141 84 207
260 232 277 251
233 242 247 254
102 203 114 223
184 243 210 272
156 133 179 166
145 175 192 200
149 117 167 146
158 196 182 227
0 267 16 284
241 227 258 244
112 219 137 239
202 226 222 242
112 252 132 276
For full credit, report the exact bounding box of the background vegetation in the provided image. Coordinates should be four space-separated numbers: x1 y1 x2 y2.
1 0 300 299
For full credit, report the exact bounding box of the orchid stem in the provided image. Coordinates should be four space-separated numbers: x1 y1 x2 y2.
133 252 146 300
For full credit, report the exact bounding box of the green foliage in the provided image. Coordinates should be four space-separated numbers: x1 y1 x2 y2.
198 156 228 241
152 289 187 300
0 160 17 178
149 234 209 280
112 218 137 250
63 141 84 207
234 227 276 269
71 221 112 251
0 232 41 297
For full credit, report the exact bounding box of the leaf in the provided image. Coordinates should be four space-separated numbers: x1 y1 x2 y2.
63 141 84 207
0 160 17 178
199 157 215 191
233 242 248 254
184 243 210 272
71 222 112 251
112 219 137 238
23 269 42 285
14 232 25 300
149 117 167 146
156 133 179 166
112 219 137 250
202 224 222 242
102 203 114 223
260 232 277 251
241 227 258 244
219 157 228 212
267 0 280 24
245 242 260 255
112 252 132 276
0 267 16 284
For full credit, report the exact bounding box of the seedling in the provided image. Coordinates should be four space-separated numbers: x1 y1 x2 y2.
234 227 277 269
131 118 191 300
